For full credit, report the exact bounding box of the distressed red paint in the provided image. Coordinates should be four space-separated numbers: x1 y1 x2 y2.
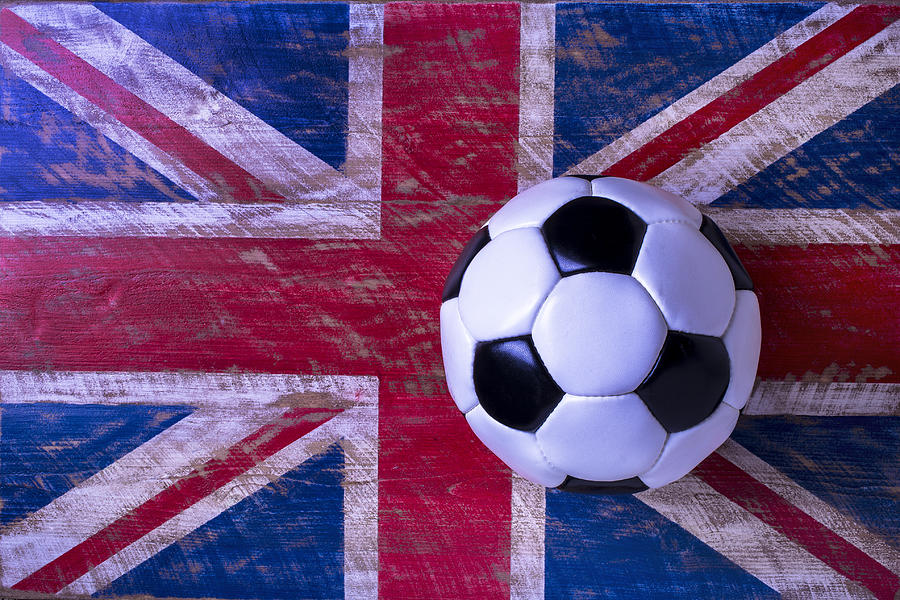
379 5 519 598
0 240 895 382
738 244 900 383
696 452 900 600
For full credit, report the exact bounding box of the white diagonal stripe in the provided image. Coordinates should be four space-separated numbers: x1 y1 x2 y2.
11 4 375 206
0 407 275 587
4 3 383 239
745 381 900 416
61 406 376 597
718 439 900 575
657 21 900 203
701 208 900 246
0 40 378 238
0 42 217 203
0 373 377 591
567 3 853 178
637 473 872 598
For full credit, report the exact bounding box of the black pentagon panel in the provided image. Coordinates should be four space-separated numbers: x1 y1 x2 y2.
541 196 647 276
636 331 730 433
442 226 491 302
473 336 564 432
557 475 648 495
567 174 607 182
699 215 754 291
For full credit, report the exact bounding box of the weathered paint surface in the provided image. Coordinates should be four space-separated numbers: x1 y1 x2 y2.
0 2 898 599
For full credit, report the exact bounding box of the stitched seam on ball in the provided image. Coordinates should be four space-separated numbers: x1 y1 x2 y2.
647 432 669 473
463 400 480 416
533 432 563 474
647 217 697 228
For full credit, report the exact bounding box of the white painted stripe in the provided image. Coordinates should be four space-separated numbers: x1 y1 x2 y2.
0 407 277 587
0 199 380 239
0 370 378 409
0 42 217 203
510 474 545 600
346 4 384 209
510 8 554 598
745 381 900 416
517 3 556 191
701 208 900 246
718 439 900 575
61 405 377 597
567 3 853 178
341 431 379 600
657 22 900 204
637 473 871 598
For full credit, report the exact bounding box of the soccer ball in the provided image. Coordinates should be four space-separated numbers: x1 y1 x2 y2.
440 176 761 493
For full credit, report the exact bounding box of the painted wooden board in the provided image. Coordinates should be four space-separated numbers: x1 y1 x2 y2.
0 2 898 599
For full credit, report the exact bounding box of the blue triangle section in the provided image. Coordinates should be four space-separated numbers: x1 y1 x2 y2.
98 444 344 599
0 404 193 527
545 489 778 598
553 2 823 176
714 84 900 208
96 3 349 172
0 64 195 203
732 415 900 551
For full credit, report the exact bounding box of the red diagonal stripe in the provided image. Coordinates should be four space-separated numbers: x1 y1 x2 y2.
12 407 341 594
604 4 900 181
695 452 900 600
0 8 283 203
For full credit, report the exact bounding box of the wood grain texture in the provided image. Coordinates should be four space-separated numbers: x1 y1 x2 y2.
718 438 900 575
702 207 900 246
0 235 895 384
1 2 898 597
694 452 900 600
739 244 900 384
379 5 520 598
636 472 873 599
563 3 850 175
746 381 900 416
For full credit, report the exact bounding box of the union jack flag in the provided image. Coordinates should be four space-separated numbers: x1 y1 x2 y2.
0 3 898 599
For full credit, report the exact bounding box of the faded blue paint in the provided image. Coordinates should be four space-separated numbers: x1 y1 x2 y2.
553 3 822 176
98 445 344 599
544 489 779 599
732 415 900 551
0 64 195 203
714 84 900 209
0 404 192 526
97 2 350 172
